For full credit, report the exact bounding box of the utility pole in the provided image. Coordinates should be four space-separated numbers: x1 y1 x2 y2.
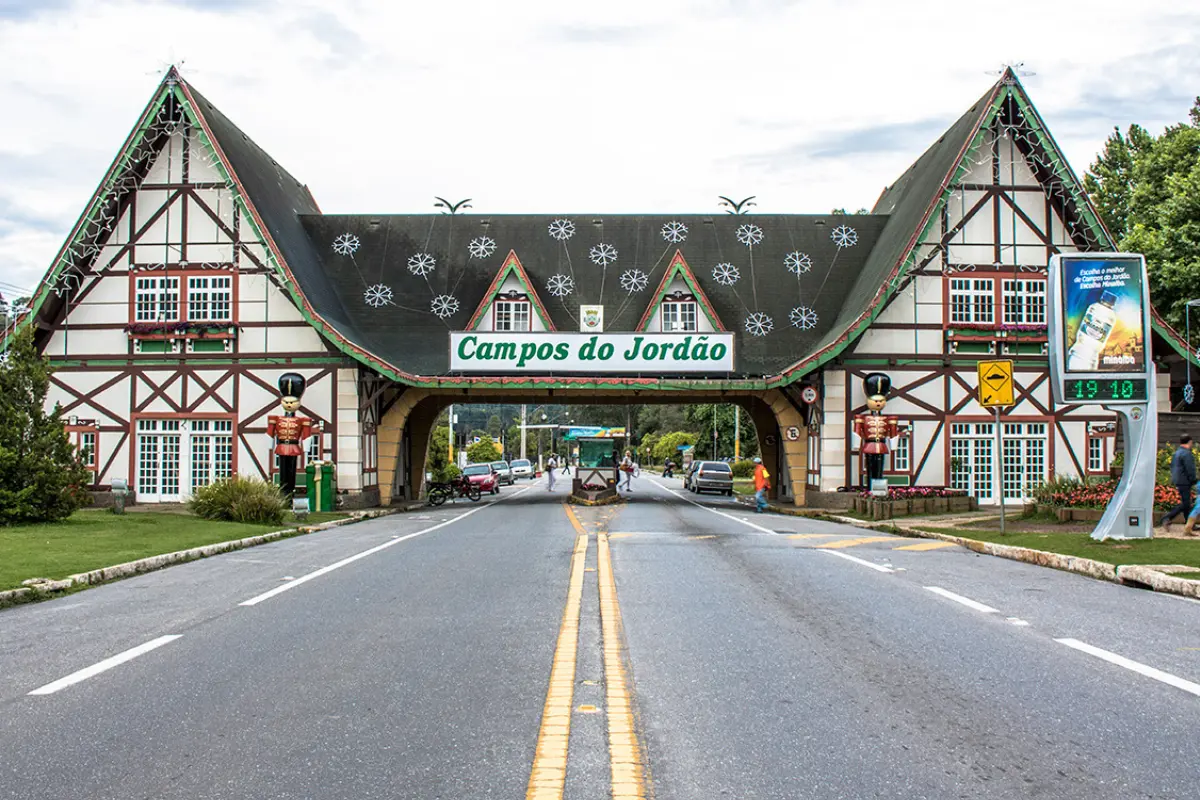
734 405 740 459
520 404 527 460
448 404 455 465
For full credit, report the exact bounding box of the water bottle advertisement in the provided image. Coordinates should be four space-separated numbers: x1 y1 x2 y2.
1061 257 1146 373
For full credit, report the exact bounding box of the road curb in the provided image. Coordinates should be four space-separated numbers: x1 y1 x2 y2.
0 509 396 609
791 509 1200 600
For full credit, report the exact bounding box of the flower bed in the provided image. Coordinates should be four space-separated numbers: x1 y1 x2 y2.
1035 479 1178 512
853 488 977 519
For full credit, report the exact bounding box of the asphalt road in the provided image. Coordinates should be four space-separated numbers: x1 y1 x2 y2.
1 472 1197 799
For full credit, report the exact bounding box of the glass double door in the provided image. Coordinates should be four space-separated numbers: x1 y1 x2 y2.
136 418 232 502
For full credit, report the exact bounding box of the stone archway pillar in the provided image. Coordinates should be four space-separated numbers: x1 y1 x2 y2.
754 390 809 506
376 389 429 505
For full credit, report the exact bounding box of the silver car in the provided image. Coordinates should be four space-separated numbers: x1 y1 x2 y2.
509 459 534 480
490 461 515 485
687 460 734 495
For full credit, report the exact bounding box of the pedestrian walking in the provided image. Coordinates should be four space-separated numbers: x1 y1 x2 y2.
619 450 635 492
546 455 557 491
561 456 570 475
753 457 771 513
1159 435 1196 528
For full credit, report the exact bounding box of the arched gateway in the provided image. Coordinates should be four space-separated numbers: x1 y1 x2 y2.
15 68 1196 507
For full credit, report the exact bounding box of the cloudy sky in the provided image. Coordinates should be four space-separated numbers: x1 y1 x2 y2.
1 0 1197 297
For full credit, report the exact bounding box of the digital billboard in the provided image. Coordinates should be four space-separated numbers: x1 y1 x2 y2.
1060 257 1146 374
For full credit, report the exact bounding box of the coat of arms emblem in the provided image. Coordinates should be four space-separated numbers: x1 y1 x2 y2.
580 305 604 332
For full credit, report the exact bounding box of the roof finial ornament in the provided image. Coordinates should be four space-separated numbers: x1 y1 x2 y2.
434 197 472 215
718 195 756 215
992 62 1034 84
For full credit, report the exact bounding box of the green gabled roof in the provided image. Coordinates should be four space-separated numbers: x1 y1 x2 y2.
635 250 725 332
465 250 556 331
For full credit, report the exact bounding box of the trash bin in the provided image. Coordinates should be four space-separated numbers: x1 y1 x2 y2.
305 461 337 511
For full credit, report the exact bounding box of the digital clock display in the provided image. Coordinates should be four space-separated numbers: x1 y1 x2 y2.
1063 378 1147 402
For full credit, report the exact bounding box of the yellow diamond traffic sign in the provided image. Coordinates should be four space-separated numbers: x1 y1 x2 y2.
977 359 1014 408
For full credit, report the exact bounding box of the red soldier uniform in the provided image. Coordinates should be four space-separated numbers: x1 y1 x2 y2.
270 373 313 495
854 372 899 487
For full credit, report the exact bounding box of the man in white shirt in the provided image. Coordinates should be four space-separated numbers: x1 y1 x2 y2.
546 455 557 491
619 450 635 492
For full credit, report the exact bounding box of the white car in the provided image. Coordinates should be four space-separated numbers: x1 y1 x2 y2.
509 459 534 480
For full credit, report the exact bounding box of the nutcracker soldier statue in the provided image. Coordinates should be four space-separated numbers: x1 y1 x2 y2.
267 373 313 496
853 372 899 489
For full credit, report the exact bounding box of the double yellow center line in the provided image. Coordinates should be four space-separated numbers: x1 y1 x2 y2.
526 505 649 800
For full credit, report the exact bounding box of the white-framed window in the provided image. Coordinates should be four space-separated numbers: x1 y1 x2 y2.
950 422 994 500
79 431 97 468
307 428 323 463
494 299 531 332
138 418 233 500
134 276 180 322
1002 279 1047 325
187 275 233 322
661 301 698 332
1088 436 1106 473
807 428 821 488
363 427 378 474
949 278 994 325
1001 422 1047 500
890 429 910 472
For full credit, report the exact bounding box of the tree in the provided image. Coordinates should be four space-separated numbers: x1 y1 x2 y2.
467 439 498 464
426 425 458 482
684 404 758 460
1083 100 1200 334
1083 124 1152 241
0 328 91 523
652 431 697 462
486 414 502 438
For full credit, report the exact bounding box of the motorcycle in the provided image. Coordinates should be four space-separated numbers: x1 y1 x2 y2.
427 474 482 505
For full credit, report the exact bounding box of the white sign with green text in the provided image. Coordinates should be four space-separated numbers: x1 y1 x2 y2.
450 332 734 373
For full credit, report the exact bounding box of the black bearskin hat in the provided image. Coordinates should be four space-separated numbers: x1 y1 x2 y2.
278 372 307 399
863 372 891 400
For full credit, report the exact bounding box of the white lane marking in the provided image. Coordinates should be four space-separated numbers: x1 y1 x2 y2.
924 586 1000 614
820 549 895 573
1054 638 1200 698
29 635 182 696
643 477 774 534
239 483 537 607
1007 617 1031 627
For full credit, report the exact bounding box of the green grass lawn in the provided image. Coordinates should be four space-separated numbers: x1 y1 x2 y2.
0 510 347 591
732 478 756 496
914 526 1200 570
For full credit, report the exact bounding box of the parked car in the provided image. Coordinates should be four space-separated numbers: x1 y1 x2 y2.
462 463 500 494
490 460 515 485
681 460 700 484
510 459 534 480
687 460 734 495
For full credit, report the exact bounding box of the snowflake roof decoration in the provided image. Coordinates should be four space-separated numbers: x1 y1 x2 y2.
430 294 460 319
467 236 496 259
789 306 818 330
736 223 763 247
407 252 436 276
744 312 774 337
712 262 740 286
619 269 649 293
332 233 360 256
589 243 618 266
1186 384 1196 406
363 284 394 308
661 221 688 244
548 219 576 241
785 252 813 275
831 225 858 248
546 273 575 297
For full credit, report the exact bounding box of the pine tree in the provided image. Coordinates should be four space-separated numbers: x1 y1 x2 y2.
0 328 91 524
1083 125 1151 241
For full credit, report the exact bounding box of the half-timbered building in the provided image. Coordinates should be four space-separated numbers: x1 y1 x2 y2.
13 67 1194 507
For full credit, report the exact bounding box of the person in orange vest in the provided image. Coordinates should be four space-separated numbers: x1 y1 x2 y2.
753 456 771 513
